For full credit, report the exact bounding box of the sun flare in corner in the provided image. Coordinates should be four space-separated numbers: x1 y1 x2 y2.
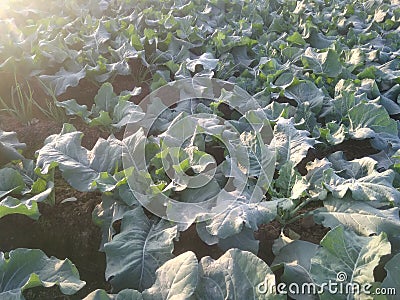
0 0 11 19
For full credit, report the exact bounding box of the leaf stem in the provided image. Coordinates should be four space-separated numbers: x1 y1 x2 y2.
284 210 314 226
290 196 317 218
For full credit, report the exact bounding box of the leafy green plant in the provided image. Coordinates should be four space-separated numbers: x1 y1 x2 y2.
1 0 400 298
0 129 25 166
0 248 85 298
56 82 143 133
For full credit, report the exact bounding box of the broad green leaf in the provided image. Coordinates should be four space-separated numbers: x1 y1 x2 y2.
272 118 316 168
39 66 86 96
142 251 198 300
218 227 259 254
321 90 357 123
89 111 113 127
195 248 284 299
104 207 178 291
272 240 319 300
171 180 220 204
86 21 111 51
280 264 319 300
304 26 334 49
56 99 91 122
272 73 295 89
0 196 39 220
37 131 122 192
84 253 199 300
287 32 306 46
0 248 85 299
325 155 400 204
0 168 25 199
238 131 275 190
92 82 119 114
274 161 302 198
272 240 318 270
0 131 25 152
348 102 398 139
271 230 301 257
370 148 398 171
291 158 331 199
0 163 54 219
310 226 391 299
314 195 400 238
301 48 342 77
43 123 78 145
205 199 278 239
319 122 346 145
186 52 219 72
83 289 143 300
346 46 364 63
92 194 133 251
0 130 25 166
378 95 400 116
38 34 80 64
112 99 144 129
56 85 144 130
231 46 254 67
292 102 319 136
262 102 292 122
283 81 324 111
381 253 400 300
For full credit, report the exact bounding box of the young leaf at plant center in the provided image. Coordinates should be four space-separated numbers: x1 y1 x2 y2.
273 161 301 198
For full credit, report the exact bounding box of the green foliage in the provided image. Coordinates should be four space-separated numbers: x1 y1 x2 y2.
0 248 85 299
57 82 143 132
1 0 400 298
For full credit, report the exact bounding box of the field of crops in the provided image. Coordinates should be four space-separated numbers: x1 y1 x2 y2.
1 0 400 299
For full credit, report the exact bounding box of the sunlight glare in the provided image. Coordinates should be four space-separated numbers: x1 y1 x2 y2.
0 0 11 10
0 0 11 19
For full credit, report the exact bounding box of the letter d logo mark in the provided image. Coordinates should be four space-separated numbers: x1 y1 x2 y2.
257 277 269 294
